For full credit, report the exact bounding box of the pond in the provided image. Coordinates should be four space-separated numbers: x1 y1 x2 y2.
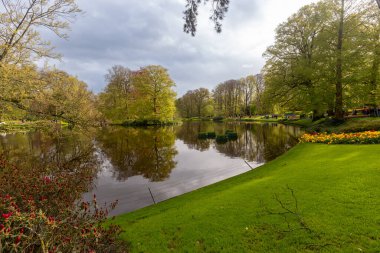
0 122 302 216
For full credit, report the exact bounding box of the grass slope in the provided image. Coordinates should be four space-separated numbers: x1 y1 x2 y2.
113 144 380 252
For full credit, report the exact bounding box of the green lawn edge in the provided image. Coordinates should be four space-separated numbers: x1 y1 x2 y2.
112 143 380 252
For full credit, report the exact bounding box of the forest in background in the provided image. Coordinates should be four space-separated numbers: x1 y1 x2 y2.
1 0 380 126
177 0 380 120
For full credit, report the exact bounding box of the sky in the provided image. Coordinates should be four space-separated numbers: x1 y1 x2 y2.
41 0 318 96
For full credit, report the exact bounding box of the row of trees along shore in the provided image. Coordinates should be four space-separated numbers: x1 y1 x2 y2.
98 65 177 124
0 0 177 126
178 0 380 120
176 74 266 118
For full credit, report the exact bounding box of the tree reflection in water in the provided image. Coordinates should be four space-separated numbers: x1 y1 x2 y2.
0 128 98 171
96 126 178 182
0 122 303 214
0 128 101 200
176 121 301 163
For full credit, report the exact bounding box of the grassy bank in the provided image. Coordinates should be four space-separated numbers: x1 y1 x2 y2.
306 117 380 133
240 117 380 133
241 117 282 123
0 120 64 133
113 143 380 252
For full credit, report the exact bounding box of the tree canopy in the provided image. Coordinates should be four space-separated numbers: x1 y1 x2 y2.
0 0 81 64
99 65 177 124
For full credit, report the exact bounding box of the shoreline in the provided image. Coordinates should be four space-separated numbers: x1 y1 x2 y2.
112 143 380 252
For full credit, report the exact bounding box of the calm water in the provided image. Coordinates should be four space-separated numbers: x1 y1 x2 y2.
0 122 302 215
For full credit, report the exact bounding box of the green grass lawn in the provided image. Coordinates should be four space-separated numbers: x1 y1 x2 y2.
324 117 380 132
113 143 380 252
241 117 283 122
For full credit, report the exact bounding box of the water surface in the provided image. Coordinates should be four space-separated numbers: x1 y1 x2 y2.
0 122 302 215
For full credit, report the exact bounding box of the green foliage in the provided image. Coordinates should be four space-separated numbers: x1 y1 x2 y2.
97 127 178 182
307 117 380 133
0 64 99 126
263 0 380 118
176 88 214 118
212 116 224 122
132 65 177 122
99 65 177 124
0 0 81 64
36 69 100 125
0 153 126 252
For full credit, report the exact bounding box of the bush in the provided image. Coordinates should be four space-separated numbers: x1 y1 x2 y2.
213 116 224 122
0 152 127 252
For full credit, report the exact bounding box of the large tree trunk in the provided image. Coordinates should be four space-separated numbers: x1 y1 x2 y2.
335 0 345 120
370 30 380 117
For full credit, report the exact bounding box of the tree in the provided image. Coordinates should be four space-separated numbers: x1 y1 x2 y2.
0 63 44 116
176 88 213 118
183 0 380 36
193 88 211 117
213 79 243 117
263 1 335 118
335 0 345 120
96 127 177 182
183 0 229 36
132 65 177 122
98 65 134 122
0 0 81 64
34 69 100 125
241 76 255 116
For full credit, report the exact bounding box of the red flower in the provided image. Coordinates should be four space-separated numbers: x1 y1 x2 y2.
15 235 21 244
0 224 4 231
43 176 52 183
2 212 12 219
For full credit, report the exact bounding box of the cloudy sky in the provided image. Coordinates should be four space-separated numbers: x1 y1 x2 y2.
42 0 318 96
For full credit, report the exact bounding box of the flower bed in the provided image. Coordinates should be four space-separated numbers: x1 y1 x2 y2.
300 131 380 144
0 151 126 252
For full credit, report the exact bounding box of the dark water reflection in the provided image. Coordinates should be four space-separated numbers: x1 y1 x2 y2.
0 122 302 215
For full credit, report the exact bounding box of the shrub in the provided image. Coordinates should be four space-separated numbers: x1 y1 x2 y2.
0 151 127 252
213 116 224 122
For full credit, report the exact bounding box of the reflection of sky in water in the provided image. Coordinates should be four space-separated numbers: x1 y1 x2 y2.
0 122 301 216
84 140 263 216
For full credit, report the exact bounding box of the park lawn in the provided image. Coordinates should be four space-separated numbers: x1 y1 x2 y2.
327 117 380 132
113 143 380 252
241 117 283 122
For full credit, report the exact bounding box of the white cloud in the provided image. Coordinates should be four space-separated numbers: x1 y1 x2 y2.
40 0 320 95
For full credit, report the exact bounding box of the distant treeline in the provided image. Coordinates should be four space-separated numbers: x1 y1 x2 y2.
176 74 267 118
178 0 380 120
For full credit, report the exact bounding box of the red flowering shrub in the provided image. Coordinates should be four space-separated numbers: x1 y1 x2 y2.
0 153 127 252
